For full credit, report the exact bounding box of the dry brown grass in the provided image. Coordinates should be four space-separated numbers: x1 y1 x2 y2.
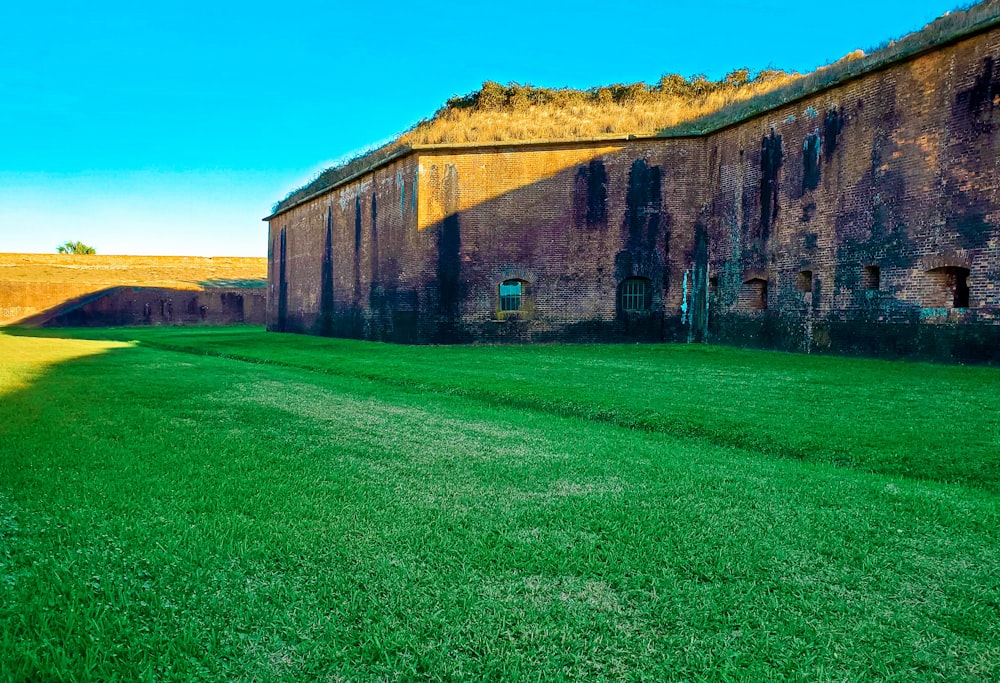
668 0 1000 134
272 0 1000 215
272 73 797 213
0 254 266 289
397 75 800 146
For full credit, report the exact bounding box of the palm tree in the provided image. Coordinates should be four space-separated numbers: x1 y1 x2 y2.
56 241 96 254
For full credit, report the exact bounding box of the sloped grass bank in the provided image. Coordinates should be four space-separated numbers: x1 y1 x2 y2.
56 326 1000 493
1 329 998 681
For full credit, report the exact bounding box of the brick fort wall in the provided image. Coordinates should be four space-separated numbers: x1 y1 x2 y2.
267 20 1000 362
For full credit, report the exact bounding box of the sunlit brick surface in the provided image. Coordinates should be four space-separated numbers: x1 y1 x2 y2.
268 24 1000 361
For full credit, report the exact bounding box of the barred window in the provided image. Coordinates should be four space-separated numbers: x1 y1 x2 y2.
499 280 523 311
620 278 649 311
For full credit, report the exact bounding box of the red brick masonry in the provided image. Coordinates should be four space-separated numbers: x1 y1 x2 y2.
267 20 1000 362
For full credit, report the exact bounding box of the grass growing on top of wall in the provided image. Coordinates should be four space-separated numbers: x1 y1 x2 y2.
402 71 797 146
665 0 1000 135
1 327 998 681
273 71 798 213
272 1 1000 215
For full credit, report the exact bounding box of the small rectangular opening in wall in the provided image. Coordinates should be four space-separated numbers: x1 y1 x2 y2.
925 267 970 308
796 270 813 293
739 278 768 310
709 276 719 295
863 265 880 290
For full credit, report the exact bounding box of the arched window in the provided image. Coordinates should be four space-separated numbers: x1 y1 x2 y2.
499 279 525 311
619 277 651 312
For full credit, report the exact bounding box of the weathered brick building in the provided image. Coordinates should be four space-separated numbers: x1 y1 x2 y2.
266 11 1000 361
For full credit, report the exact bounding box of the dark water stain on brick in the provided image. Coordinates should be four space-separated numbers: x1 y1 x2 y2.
616 159 666 286
573 166 588 227
369 191 394 340
613 251 635 283
437 214 462 331
946 206 993 250
344 195 363 337
278 226 288 332
353 195 363 307
375 256 403 342
708 311 808 353
615 159 668 327
944 58 998 250
955 56 1000 137
759 130 782 241
960 56 1000 114
436 165 465 341
690 222 710 342
443 164 460 214
587 159 608 227
834 84 912 303
740 155 756 240
823 108 844 160
389 288 421 343
662 207 674 297
370 191 380 283
802 131 821 192
624 159 647 244
819 314 1000 364
320 207 334 336
646 166 662 252
220 293 245 322
624 159 660 246
835 222 912 303
354 196 362 251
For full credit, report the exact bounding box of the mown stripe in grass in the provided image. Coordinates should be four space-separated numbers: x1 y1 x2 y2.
99 328 1000 493
1 335 998 680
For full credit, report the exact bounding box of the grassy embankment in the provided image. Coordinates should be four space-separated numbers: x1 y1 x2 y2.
272 69 799 212
1 327 998 680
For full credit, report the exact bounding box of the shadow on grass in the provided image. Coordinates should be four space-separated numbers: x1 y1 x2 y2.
6 325 1000 681
5 325 1000 495
0 330 304 680
0 328 135 400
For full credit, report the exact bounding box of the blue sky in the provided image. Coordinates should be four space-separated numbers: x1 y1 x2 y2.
0 0 964 256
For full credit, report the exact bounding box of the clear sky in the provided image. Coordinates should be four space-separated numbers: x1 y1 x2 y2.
0 0 965 257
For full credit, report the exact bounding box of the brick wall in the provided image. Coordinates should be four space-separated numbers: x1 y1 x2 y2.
267 155 423 340
268 22 1000 361
704 25 1000 360
416 139 706 342
0 254 267 327
33 287 266 327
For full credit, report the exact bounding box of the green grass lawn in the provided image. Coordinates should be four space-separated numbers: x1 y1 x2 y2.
1 327 998 681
